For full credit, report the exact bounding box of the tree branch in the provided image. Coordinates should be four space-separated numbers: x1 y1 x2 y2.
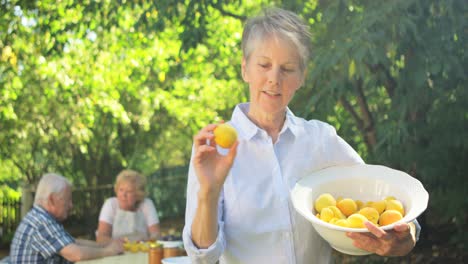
211 3 247 21
355 78 377 147
365 63 396 98
339 96 364 131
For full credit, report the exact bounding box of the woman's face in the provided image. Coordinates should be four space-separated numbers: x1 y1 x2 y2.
116 181 138 210
242 35 305 117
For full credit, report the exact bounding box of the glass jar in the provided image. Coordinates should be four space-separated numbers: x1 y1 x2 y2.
163 246 180 258
148 244 163 264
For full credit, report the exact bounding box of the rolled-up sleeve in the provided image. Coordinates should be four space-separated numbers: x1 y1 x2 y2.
183 150 226 264
183 221 226 264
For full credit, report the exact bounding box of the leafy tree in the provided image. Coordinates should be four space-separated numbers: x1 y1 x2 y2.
0 0 257 186
291 0 467 248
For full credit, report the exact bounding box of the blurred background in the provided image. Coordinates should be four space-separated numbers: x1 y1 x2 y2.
0 0 466 263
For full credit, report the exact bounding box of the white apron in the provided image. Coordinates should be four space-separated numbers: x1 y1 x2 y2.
112 207 149 240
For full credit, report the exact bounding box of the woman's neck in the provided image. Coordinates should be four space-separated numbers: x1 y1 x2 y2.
247 108 286 143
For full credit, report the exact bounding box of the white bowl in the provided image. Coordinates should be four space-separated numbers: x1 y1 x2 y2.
291 164 429 255
157 240 184 248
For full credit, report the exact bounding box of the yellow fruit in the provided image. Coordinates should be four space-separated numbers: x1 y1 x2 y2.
214 123 238 148
329 217 339 224
347 214 368 228
370 200 387 214
328 205 346 219
314 193 336 213
379 210 403 226
334 219 350 227
337 198 358 217
385 199 405 216
123 242 131 251
358 207 380 225
139 242 149 252
129 243 139 253
348 214 367 228
385 196 396 201
320 207 335 222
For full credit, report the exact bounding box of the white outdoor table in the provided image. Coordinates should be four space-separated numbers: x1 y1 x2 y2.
77 252 147 264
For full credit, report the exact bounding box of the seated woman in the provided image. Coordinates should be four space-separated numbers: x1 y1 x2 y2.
96 169 161 242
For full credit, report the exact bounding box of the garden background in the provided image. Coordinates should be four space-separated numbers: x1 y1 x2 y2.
0 0 466 263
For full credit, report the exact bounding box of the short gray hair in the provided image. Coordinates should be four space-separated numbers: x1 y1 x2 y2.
242 7 312 72
34 173 72 204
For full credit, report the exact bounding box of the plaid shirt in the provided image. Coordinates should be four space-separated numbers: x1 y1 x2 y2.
10 205 75 264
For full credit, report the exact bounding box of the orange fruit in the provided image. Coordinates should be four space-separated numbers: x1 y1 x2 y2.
337 198 358 217
379 210 403 226
214 123 238 148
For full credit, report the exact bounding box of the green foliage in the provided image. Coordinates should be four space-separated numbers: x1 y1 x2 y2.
0 0 253 186
293 0 467 248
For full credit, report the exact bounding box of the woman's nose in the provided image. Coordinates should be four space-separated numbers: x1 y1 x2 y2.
268 67 281 85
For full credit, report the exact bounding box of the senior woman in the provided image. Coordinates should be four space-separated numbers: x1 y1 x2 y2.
182 7 420 264
96 169 161 242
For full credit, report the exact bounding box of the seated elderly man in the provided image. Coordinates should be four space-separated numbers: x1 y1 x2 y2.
10 173 124 263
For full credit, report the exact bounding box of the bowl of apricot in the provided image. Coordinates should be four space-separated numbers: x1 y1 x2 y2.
291 164 429 255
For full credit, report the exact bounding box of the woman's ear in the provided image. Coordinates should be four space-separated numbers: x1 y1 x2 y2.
241 57 248 82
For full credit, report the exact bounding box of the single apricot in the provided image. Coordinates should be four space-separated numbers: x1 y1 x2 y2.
314 193 336 213
370 200 387 214
379 210 403 226
385 199 405 216
347 213 368 228
358 207 380 225
320 207 335 222
334 219 350 227
337 198 358 217
328 205 346 219
214 123 238 148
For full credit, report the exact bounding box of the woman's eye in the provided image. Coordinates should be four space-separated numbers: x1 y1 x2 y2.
258 64 269 68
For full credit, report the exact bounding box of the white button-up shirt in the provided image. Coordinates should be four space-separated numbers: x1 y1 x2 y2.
183 103 364 264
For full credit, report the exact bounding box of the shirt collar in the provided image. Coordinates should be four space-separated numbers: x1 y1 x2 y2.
231 103 304 140
33 204 57 220
284 107 304 137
